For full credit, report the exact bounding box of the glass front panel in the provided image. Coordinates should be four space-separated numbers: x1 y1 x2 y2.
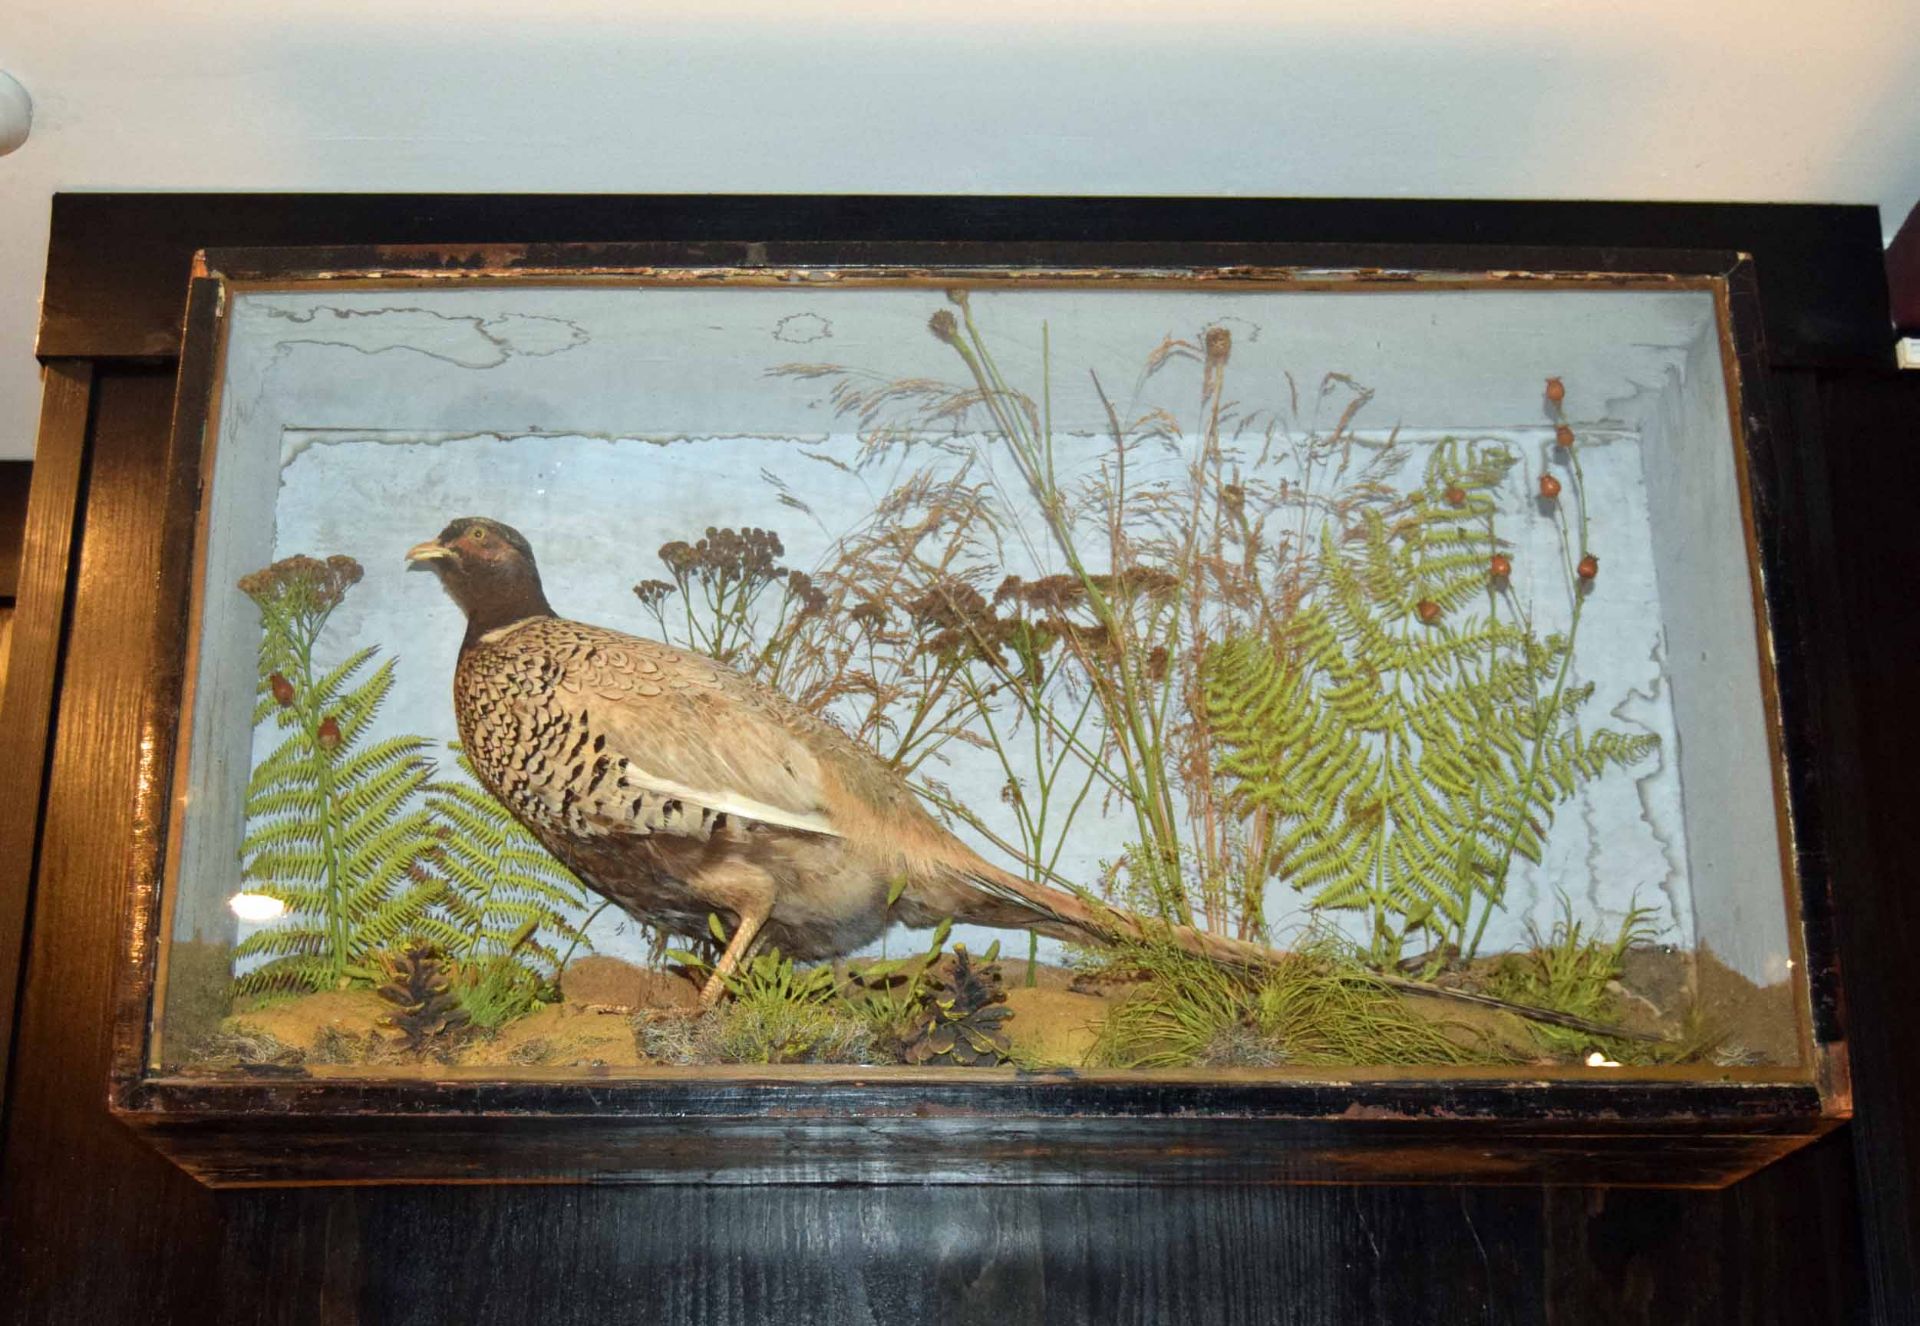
151 271 1806 1079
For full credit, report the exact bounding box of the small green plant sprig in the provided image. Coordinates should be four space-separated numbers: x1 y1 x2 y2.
232 556 451 997
1488 896 1657 1060
663 917 868 1064
1204 428 1658 969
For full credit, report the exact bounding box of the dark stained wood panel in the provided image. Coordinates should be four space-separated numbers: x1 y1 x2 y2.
0 363 90 1094
0 366 224 1322
0 459 31 600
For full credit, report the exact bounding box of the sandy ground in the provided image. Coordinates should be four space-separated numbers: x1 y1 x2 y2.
190 945 1797 1072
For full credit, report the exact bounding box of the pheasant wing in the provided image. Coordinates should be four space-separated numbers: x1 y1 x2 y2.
561 633 843 840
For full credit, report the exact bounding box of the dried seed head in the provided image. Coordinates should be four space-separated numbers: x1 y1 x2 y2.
658 527 787 587
317 715 342 751
1490 554 1512 579
1555 424 1576 449
1578 553 1599 581
1416 599 1441 624
1545 376 1566 404
1089 565 1180 602
1539 473 1562 500
269 672 296 707
238 554 365 614
928 308 960 345
785 569 828 618
1444 485 1467 508
1015 574 1086 614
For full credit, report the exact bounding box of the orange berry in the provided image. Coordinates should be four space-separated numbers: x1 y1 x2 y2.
1416 599 1441 623
1577 554 1599 581
1539 473 1562 500
269 672 295 707
1555 424 1575 449
1545 377 1566 404
317 715 342 751
1444 485 1467 508
1490 554 1512 579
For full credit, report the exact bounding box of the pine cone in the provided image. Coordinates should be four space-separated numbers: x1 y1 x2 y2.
376 941 470 1052
898 946 1013 1067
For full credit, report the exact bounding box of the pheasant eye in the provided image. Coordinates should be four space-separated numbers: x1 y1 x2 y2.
469 527 488 543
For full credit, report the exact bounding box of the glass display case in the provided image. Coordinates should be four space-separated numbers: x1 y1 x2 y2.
110 241 1845 1185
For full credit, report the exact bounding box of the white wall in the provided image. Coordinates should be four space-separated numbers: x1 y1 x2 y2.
3 0 1918 459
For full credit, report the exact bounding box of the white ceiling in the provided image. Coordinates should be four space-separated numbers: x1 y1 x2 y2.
2 0 1916 460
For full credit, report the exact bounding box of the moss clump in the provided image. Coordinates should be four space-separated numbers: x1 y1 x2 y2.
639 1004 875 1066
192 1025 306 1069
1093 936 1490 1069
641 944 879 1065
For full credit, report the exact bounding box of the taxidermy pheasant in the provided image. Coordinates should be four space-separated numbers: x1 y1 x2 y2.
407 516 1651 1040
406 516 1276 1005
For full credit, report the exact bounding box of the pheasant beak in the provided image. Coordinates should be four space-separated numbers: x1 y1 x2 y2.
405 540 455 568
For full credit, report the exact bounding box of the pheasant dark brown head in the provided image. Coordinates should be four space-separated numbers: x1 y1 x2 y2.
406 516 555 646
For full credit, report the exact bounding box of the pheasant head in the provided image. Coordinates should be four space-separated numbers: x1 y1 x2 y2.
407 516 554 644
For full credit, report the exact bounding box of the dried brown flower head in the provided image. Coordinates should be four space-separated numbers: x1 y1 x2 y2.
632 578 675 610
849 600 890 631
1089 565 1180 602
658 527 787 587
928 309 960 345
237 554 364 613
908 577 1013 662
785 569 828 618
997 573 1085 614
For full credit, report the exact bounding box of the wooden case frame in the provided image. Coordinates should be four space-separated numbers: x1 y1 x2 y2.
102 237 1849 1188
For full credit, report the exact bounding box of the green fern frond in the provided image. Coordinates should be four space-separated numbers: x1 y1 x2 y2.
231 554 453 999
1204 435 1658 964
425 751 594 1022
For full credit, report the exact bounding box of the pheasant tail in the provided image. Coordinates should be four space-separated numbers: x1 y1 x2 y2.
917 859 1662 1043
912 858 1280 970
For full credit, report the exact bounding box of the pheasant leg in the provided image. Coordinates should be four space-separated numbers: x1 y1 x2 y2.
698 863 776 1006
